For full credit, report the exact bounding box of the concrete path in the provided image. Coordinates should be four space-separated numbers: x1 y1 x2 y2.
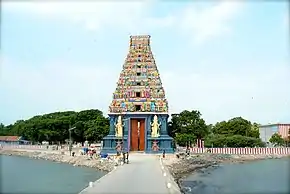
80 154 170 194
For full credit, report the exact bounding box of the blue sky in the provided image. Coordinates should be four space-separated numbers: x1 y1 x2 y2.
0 1 289 125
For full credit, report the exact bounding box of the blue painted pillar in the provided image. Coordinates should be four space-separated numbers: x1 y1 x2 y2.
147 115 153 136
123 116 129 136
160 115 168 135
109 116 116 135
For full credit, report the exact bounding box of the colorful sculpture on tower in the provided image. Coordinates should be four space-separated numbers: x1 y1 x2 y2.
115 115 123 137
151 115 160 138
109 35 169 113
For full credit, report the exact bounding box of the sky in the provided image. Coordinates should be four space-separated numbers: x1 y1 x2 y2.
0 1 289 125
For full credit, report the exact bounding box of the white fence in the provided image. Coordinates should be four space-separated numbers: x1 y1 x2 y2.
0 145 45 150
0 144 100 150
1 145 290 155
191 147 290 155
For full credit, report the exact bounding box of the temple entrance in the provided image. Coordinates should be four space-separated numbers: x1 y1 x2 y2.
130 119 145 151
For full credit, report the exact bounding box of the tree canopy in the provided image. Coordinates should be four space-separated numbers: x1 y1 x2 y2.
168 110 208 146
269 133 285 147
1 108 268 147
0 109 109 144
168 112 265 147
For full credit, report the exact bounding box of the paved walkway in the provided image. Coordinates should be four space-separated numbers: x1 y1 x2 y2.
80 154 170 194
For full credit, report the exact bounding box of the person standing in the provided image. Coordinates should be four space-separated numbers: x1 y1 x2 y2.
126 152 129 164
186 146 190 156
122 152 126 164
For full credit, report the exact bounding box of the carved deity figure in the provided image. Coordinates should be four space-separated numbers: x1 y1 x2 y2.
150 102 156 111
151 115 161 138
115 116 124 137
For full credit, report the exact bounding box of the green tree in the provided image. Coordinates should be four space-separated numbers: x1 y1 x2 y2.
174 133 195 147
0 123 9 136
212 121 228 135
248 122 260 138
4 109 109 144
286 128 290 147
168 114 180 138
84 117 109 142
212 117 252 137
207 124 213 134
0 123 4 130
72 121 86 143
205 134 265 148
1 124 13 136
269 133 284 147
169 110 208 146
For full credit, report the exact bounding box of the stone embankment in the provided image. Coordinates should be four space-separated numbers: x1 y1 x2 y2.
163 153 289 193
0 149 115 172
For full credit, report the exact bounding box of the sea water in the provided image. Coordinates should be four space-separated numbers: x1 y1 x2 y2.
182 157 290 194
0 155 106 194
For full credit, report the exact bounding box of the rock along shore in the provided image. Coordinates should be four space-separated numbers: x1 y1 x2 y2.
163 153 290 193
0 149 115 172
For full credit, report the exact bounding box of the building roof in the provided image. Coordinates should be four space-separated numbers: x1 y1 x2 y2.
260 123 290 127
0 136 21 141
109 35 168 114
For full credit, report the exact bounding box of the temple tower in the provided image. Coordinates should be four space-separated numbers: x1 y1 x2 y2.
102 35 174 153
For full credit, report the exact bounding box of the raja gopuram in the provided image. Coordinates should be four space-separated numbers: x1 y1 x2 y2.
102 35 174 154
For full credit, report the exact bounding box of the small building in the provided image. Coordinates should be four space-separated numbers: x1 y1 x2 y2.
259 124 290 144
0 136 30 145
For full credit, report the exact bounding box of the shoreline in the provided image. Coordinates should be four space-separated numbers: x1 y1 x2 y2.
163 153 290 193
0 149 115 173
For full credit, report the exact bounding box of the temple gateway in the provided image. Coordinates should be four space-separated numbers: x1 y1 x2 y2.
102 35 174 153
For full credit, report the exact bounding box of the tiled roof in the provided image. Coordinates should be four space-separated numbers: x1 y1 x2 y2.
0 136 21 141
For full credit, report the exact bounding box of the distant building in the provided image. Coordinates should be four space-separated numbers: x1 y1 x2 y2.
259 124 290 144
0 136 30 145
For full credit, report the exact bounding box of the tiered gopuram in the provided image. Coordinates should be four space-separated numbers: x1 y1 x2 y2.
102 35 174 153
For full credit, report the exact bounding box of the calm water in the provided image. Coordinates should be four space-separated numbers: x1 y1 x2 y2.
0 155 106 194
182 158 290 194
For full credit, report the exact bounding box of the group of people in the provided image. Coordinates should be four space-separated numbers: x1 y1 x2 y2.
78 147 98 158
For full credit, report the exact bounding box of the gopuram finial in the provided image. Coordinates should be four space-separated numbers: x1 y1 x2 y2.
130 35 151 46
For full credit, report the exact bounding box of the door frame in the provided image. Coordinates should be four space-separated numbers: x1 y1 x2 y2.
128 116 148 152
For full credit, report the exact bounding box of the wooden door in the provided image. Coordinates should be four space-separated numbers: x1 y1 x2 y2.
139 119 145 151
130 119 138 151
130 119 145 151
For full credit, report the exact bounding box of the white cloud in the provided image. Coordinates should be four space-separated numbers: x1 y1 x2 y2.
3 1 244 43
144 15 177 29
162 63 290 124
0 57 119 121
1 55 289 125
2 1 288 125
179 1 244 43
3 1 154 32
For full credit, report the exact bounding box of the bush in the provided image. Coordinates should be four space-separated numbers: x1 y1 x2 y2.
205 134 266 148
174 133 196 147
